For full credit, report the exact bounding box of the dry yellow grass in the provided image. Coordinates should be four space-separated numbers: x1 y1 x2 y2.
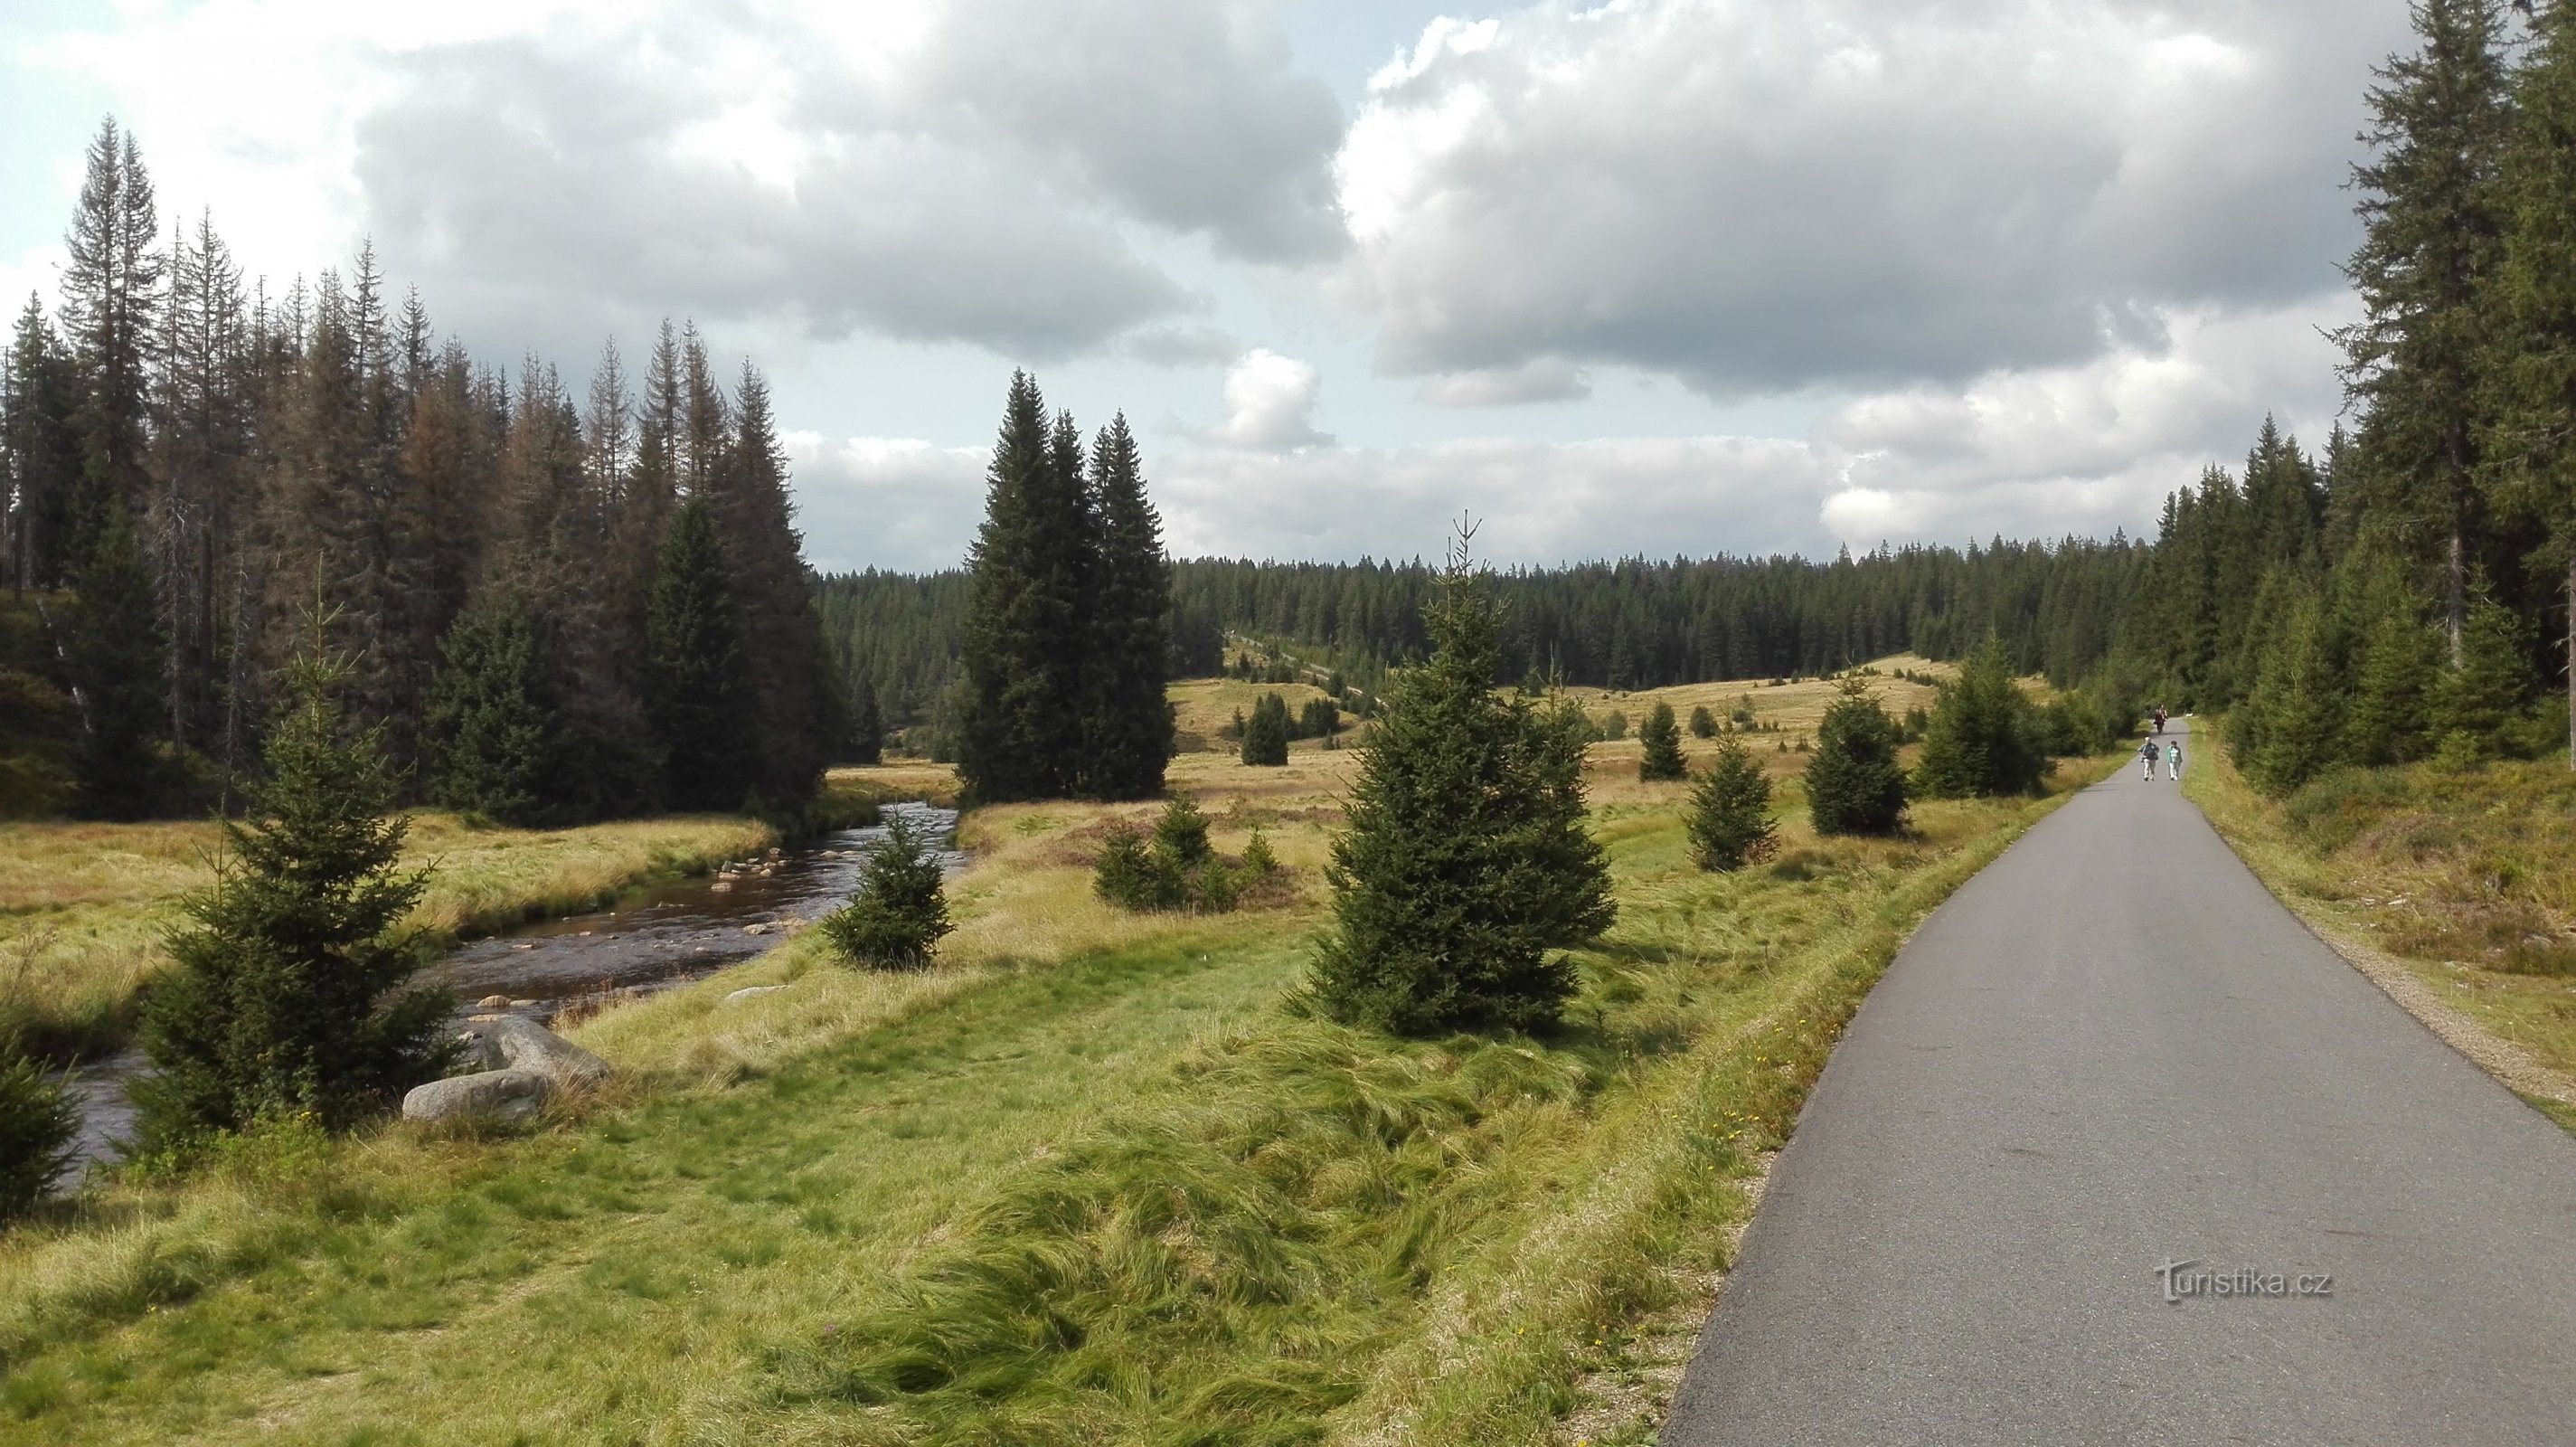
1560 653 1958 742
0 812 772 1058
1170 676 1342 752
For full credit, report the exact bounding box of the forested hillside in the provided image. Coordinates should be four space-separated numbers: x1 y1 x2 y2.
1 119 833 823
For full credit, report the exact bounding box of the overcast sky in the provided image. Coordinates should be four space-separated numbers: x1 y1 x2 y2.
0 0 2417 572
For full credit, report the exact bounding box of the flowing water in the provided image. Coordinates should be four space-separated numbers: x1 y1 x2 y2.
60 801 961 1176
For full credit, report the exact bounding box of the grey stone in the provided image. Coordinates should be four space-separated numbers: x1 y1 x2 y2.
454 1014 611 1090
402 1068 552 1123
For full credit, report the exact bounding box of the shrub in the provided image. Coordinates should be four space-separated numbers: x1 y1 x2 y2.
1598 711 1628 742
1154 797 1213 865
0 1040 78 1220
1686 735 1776 871
1687 705 1717 739
1297 697 1341 740
1093 825 1186 912
1912 638 2050 798
1241 828 1280 876
1096 799 1260 913
1241 693 1290 766
1805 680 1908 837
1637 702 1687 780
1309 555 1614 1036
821 812 954 969
2433 600 2533 765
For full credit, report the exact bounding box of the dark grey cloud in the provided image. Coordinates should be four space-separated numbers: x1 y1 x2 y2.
1339 1 2414 396
354 0 1343 359
874 0 1346 264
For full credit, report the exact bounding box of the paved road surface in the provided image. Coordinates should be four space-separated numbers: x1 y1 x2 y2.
1660 751 2576 1445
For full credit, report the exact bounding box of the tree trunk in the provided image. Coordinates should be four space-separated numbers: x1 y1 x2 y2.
2448 527 2467 669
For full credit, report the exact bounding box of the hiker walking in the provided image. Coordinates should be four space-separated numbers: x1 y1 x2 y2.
2166 738 2184 780
2152 705 2167 734
2140 737 2161 780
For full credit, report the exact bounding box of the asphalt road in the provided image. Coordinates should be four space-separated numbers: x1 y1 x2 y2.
1659 750 2576 1446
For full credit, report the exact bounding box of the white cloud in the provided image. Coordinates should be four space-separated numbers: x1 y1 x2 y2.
785 432 990 573
24 0 1343 359
1201 348 1333 449
1335 0 2405 394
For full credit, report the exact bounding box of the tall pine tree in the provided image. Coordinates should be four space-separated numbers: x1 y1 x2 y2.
423 593 553 825
645 497 755 811
2486 0 2576 767
66 495 167 819
958 374 1093 802
1309 546 1614 1036
1083 413 1174 797
2336 0 2514 663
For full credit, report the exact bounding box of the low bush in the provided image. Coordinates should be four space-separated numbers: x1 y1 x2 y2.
1095 799 1279 913
0 1041 77 1221
1686 735 1776 871
820 812 955 969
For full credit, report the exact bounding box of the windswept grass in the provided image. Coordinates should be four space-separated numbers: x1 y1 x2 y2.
2184 724 2576 1094
0 734 2114 1444
0 813 773 1061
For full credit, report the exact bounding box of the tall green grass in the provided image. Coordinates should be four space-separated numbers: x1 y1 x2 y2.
0 761 2109 1443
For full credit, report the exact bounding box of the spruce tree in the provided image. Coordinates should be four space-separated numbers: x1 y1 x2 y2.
1637 700 1687 780
1688 704 1718 739
645 497 756 811
1083 413 1172 798
1686 733 1776 871
708 363 832 807
2486 0 2576 768
2335 0 2515 661
846 673 885 765
65 494 166 820
130 647 453 1147
4 296 86 589
423 593 553 825
820 812 952 969
1241 691 1291 766
60 117 162 521
1309 550 1614 1036
1805 680 1908 837
2345 607 2442 766
957 374 1092 802
0 1037 78 1220
2238 587 2349 794
2433 598 2531 761
1911 638 2048 798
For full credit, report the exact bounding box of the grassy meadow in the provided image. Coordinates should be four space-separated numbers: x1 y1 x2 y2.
0 666 2117 1444
0 813 776 1063
2183 722 2576 1120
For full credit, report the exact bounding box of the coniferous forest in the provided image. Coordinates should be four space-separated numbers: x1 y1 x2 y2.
2 119 833 824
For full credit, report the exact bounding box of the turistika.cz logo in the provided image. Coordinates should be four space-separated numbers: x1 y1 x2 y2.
2156 1259 2334 1303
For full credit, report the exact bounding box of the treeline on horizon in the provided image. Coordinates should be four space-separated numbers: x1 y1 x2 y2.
820 534 2148 737
829 0 2576 791
1 118 835 824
